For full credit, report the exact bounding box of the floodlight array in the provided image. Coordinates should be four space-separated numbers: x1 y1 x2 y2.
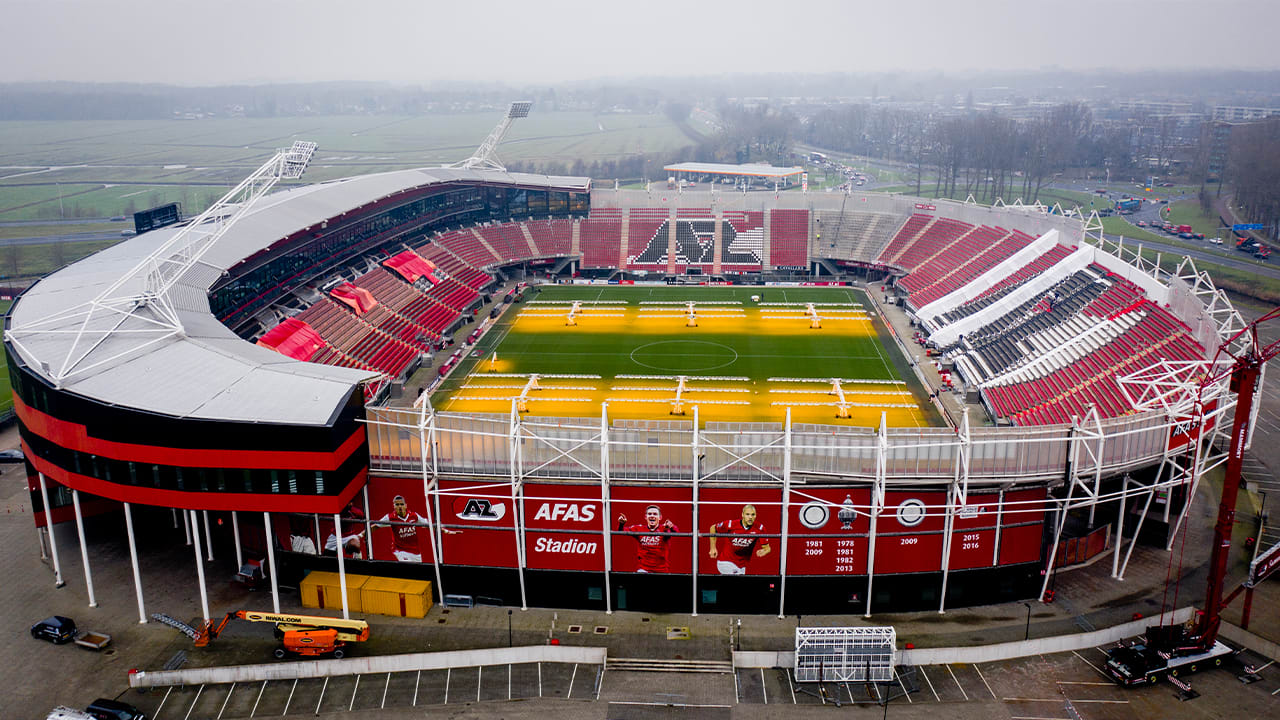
772 401 917 409
611 386 748 394
762 315 862 321
608 397 750 406
769 377 905 385
758 302 862 307
770 389 913 397
639 300 743 305
616 374 751 381
527 299 628 305
465 384 599 392
482 373 603 379
459 395 595 403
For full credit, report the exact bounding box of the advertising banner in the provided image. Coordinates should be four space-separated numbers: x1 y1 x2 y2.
522 483 604 571
437 478 518 568
787 487 869 575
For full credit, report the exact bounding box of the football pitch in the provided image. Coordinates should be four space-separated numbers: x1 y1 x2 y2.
433 285 942 427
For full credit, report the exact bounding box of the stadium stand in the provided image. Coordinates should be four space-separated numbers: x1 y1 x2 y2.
524 218 574 257
768 209 809 268
812 210 900 261
579 209 623 269
900 227 1038 308
434 228 501 269
627 208 672 267
476 223 537 263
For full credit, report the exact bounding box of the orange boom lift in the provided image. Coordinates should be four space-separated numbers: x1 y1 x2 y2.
195 610 370 659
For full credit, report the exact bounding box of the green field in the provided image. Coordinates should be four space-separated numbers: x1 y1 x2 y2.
433 285 941 428
0 113 695 221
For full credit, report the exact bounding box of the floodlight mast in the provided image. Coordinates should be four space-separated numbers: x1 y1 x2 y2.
453 101 533 172
5 141 317 386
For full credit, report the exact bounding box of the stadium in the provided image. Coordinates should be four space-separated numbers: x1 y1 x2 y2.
3 106 1250 619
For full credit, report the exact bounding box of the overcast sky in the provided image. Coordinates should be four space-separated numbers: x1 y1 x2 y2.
3 0 1277 86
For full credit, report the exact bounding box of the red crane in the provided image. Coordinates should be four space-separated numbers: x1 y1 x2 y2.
1105 306 1280 685
1194 305 1280 646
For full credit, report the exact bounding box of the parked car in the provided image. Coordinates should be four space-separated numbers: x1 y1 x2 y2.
1209 237 1223 244
84 698 146 720
31 616 77 644
0 448 25 462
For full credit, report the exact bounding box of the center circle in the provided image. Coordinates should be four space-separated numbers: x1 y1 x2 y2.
629 340 739 372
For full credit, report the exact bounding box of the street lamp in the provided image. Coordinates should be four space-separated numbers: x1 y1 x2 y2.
1022 601 1032 641
508 609 513 647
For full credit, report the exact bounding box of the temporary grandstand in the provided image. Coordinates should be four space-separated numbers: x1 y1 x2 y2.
4 112 1254 619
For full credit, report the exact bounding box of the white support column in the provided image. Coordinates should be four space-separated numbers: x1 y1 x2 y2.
1112 474 1129 579
419 406 445 601
1087 409 1105 528
231 511 243 571
1038 488 1074 602
938 484 956 614
334 513 350 620
71 489 97 608
37 473 64 587
510 399 528 611
777 408 793 619
361 486 373 561
190 510 211 626
864 413 887 617
600 403 612 615
202 510 215 562
692 406 701 617
312 514 322 554
183 508 193 546
123 502 147 623
991 489 1005 568
172 507 179 530
263 512 281 613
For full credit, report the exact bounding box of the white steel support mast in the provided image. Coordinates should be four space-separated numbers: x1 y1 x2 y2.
452 101 532 172
6 141 317 387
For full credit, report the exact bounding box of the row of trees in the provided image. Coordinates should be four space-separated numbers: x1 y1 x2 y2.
800 102 1136 204
1227 117 1280 240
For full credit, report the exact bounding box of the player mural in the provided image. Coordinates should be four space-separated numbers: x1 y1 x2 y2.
616 505 680 572
374 494 428 562
708 504 773 574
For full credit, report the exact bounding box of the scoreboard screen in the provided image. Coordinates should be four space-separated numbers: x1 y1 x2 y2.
133 202 183 235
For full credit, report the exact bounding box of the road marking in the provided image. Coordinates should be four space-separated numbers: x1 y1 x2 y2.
1056 681 1112 686
1271 686 1280 696
787 668 798 704
946 665 968 701
216 682 235 720
760 668 768 704
1005 697 1071 702
444 668 451 704
282 678 297 715
509 663 513 701
919 666 940 702
1251 659 1275 672
154 681 172 717
1071 650 1109 679
382 673 391 709
734 669 740 704
538 662 542 698
318 676 331 715
1072 699 1129 704
413 670 420 707
478 665 484 702
845 682 855 704
250 680 267 718
609 701 732 708
568 663 578 699
897 671 913 703
184 684 205 720
1009 716 1072 720
974 664 997 699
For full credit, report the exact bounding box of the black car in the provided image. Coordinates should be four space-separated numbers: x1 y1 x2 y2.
31 615 76 644
85 698 146 720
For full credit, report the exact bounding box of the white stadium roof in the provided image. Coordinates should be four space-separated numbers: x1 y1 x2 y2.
5 167 590 427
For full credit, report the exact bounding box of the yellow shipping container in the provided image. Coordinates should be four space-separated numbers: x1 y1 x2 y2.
360 577 433 618
300 571 370 613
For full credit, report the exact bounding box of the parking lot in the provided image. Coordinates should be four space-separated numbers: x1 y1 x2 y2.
734 645 1280 719
119 662 600 718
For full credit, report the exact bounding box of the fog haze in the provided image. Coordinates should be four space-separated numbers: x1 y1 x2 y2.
3 0 1278 86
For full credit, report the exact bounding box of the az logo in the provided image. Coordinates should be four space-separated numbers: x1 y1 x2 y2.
455 498 507 521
